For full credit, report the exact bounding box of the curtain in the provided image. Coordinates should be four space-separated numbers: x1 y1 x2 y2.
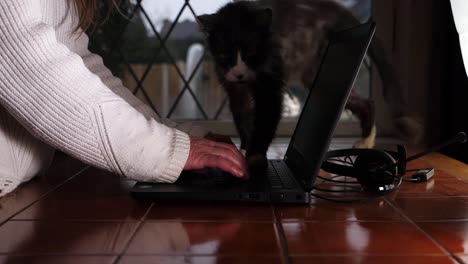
374 0 468 163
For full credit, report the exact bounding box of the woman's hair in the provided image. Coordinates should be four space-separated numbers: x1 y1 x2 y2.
73 0 115 32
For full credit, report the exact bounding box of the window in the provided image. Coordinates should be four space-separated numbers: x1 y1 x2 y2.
90 0 372 136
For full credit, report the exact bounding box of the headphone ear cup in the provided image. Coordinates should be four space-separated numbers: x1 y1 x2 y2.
354 151 397 191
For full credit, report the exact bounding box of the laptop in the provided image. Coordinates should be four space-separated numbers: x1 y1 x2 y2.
131 21 376 204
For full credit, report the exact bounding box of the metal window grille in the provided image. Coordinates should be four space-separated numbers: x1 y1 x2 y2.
89 0 372 134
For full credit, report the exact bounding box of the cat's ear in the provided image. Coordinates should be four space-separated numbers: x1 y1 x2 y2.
256 8 273 29
196 14 218 33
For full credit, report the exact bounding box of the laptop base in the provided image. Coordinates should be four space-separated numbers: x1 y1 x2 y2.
131 170 310 204
131 187 310 204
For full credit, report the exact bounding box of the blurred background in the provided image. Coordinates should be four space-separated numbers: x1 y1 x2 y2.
88 0 468 163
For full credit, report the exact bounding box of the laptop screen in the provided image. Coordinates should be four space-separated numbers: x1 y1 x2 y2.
284 22 375 190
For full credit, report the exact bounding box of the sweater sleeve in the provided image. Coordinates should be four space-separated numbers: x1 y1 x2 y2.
0 0 190 183
74 32 209 137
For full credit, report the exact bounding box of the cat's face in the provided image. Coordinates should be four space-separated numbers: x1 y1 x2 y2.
197 2 273 83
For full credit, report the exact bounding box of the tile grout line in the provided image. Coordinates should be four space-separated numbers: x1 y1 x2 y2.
383 197 457 259
272 253 455 257
113 202 154 264
0 166 90 227
393 196 468 199
10 219 276 223
0 252 457 257
273 206 291 264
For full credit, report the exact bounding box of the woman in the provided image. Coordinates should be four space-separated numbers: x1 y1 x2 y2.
0 0 247 197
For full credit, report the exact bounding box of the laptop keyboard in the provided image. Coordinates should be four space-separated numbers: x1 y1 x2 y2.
175 169 247 188
175 162 296 189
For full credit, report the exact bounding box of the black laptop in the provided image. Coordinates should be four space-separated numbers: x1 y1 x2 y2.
131 22 376 204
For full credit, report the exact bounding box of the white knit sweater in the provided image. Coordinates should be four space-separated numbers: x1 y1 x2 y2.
0 0 204 196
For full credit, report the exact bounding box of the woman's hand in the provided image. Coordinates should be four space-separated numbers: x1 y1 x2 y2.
183 136 247 178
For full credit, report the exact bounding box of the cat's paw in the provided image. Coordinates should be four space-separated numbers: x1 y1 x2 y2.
247 154 268 177
353 125 376 149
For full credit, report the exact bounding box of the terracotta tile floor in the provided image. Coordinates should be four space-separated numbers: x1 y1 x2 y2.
0 138 467 264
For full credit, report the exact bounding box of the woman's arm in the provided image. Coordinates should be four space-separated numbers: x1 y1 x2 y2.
74 32 209 137
0 0 189 183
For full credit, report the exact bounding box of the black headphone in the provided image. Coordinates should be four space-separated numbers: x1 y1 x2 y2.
321 145 407 193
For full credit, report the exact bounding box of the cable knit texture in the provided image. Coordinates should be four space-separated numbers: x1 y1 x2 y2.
0 106 55 196
0 0 201 196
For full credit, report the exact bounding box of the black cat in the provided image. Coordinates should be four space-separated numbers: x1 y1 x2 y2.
197 0 419 176
197 2 283 175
